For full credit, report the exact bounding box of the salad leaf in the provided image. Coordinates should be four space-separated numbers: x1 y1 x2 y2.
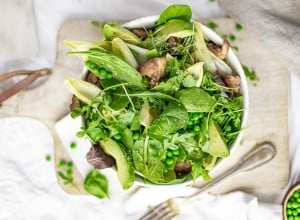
64 78 101 104
68 50 146 90
191 160 211 182
103 23 143 46
176 87 216 112
193 21 217 73
84 169 109 199
148 103 189 139
156 4 192 26
132 138 173 183
112 37 138 68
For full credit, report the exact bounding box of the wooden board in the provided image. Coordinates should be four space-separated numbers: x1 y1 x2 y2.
0 19 289 195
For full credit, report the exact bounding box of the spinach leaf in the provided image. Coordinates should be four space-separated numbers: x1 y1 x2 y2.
84 169 109 199
132 138 173 183
156 4 192 26
176 87 216 112
148 103 189 140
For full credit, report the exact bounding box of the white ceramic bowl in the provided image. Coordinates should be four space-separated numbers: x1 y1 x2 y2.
81 16 249 187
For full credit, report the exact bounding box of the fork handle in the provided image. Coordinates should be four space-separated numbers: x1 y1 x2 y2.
187 141 276 201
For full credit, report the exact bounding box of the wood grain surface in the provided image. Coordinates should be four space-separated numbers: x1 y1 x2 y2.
0 19 289 195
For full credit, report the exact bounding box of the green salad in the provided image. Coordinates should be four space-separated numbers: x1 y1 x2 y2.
64 4 244 190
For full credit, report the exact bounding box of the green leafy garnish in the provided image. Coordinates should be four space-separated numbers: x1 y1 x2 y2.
235 23 243 31
156 4 192 26
207 21 218 30
242 65 259 81
229 34 236 42
84 169 109 199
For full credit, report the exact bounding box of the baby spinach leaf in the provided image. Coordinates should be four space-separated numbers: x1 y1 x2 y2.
84 169 109 199
156 4 192 26
176 87 216 112
148 103 189 140
132 138 172 183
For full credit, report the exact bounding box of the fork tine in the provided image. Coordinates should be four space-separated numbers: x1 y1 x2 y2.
139 201 170 220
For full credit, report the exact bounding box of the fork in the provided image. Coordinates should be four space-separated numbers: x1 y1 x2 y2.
138 141 276 220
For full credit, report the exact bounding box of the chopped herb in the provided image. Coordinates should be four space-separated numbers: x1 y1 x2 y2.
207 21 218 30
231 45 239 51
45 155 51 161
67 161 73 168
235 23 243 31
229 34 236 42
242 65 259 81
70 141 77 149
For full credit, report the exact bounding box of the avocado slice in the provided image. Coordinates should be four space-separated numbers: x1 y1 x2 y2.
206 120 229 158
99 138 135 189
154 19 194 40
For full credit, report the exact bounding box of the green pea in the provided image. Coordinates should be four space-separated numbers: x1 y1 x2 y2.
225 125 232 132
188 121 194 126
292 203 298 209
288 216 294 220
99 68 107 77
288 209 293 215
113 133 122 140
293 210 298 216
70 142 77 149
58 160 66 167
45 155 51 162
85 60 93 67
106 72 113 79
166 157 174 166
190 131 196 137
172 149 179 156
91 67 99 74
293 192 300 198
297 198 300 203
294 216 300 220
194 125 201 132
298 208 300 213
191 113 199 120
133 132 140 140
288 202 293 208
167 151 173 157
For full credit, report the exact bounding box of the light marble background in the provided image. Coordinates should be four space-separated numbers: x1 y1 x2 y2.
0 0 299 219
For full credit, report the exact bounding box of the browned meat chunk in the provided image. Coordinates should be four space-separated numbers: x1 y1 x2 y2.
131 28 147 40
222 74 241 94
138 57 167 86
207 39 230 60
174 161 192 174
86 145 115 169
85 71 99 85
69 95 81 111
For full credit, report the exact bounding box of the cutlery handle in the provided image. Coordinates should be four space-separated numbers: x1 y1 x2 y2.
187 141 276 201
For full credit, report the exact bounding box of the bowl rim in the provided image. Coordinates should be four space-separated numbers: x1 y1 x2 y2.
282 182 300 219
80 15 249 187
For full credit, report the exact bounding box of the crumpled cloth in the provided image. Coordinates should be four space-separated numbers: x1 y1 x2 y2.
218 0 300 75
